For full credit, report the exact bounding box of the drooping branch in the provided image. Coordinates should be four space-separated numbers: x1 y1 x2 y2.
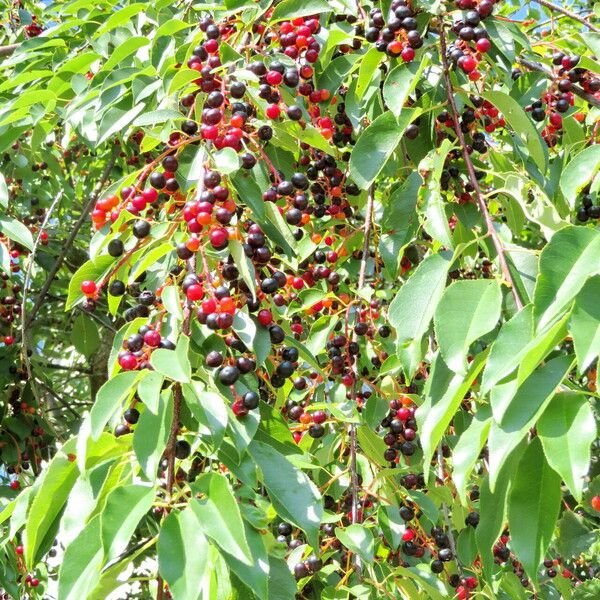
517 57 600 109
438 24 524 311
348 184 376 577
533 0 600 34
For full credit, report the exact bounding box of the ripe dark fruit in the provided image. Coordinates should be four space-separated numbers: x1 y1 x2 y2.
218 365 240 385
405 124 419 139
206 350 224 368
108 239 124 257
115 424 130 437
278 522 292 536
438 548 453 562
175 439 191 459
133 220 151 239
109 280 126 296
242 391 259 409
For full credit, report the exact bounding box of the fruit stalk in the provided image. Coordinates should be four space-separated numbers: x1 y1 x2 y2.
438 23 524 311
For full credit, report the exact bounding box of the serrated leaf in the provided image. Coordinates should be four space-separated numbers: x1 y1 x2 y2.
434 280 502 374
508 438 562 583
389 253 451 377
538 392 596 503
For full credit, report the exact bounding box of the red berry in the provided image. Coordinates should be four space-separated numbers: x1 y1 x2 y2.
266 71 283 85
312 410 326 424
31 578 39 587
204 39 219 54
15 545 23 555
232 399 248 418
201 298 217 314
257 309 272 326
456 586 468 600
402 529 415 541
397 407 411 421
401 47 415 63
4 336 14 346
549 112 563 128
209 227 228 248
266 104 281 119
591 495 600 511
476 38 491 53
80 280 97 295
118 353 137 371
459 55 477 73
144 330 161 347
465 577 478 589
10 480 20 490
186 284 204 301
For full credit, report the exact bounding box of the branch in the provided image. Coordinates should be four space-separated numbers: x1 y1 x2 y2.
533 0 600 33
438 24 524 311
0 44 18 57
20 190 63 396
436 445 463 574
517 57 600 109
20 149 118 334
348 184 376 577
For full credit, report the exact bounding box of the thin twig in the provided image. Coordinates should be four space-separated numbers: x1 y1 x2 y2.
533 0 600 33
436 445 463 574
518 57 600 109
20 190 63 394
19 149 118 336
348 185 376 577
438 24 524 310
0 44 18 57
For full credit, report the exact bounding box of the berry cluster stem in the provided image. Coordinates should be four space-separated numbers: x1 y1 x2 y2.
439 23 524 311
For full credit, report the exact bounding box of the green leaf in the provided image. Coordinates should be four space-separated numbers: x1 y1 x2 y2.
182 382 228 449
492 354 573 430
101 484 155 562
0 172 8 207
90 371 139 440
434 280 502 374
0 215 33 251
248 440 323 549
270 0 332 21
453 406 492 505
419 139 455 248
212 147 240 174
559 145 600 209
66 255 115 310
94 3 147 38
482 90 546 172
158 508 208 600
71 312 101 357
538 392 596 503
335 524 375 563
569 276 600 373
356 424 388 466
355 47 384 99
508 438 562 583
349 110 418 189
133 390 173 479
378 505 404 551
57 516 104 600
221 521 269 600
533 226 600 330
417 350 487 478
128 242 173 283
132 109 183 127
150 335 191 382
556 511 597 558
190 472 252 564
137 371 164 414
383 54 430 118
229 238 256 300
389 253 451 377
476 445 524 581
379 172 421 278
